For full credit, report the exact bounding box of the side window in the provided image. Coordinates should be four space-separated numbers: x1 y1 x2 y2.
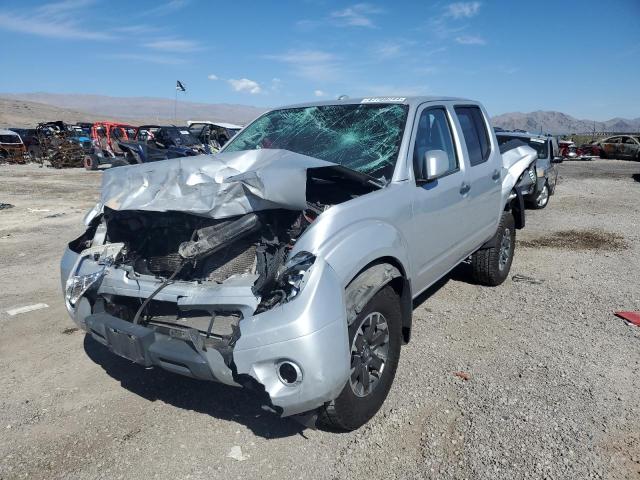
624 137 635 144
413 108 458 179
454 106 491 166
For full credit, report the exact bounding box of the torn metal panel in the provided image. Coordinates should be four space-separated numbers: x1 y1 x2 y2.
99 149 334 219
501 145 538 199
344 263 401 324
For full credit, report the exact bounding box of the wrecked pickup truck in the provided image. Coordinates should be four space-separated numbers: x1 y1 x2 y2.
61 97 537 430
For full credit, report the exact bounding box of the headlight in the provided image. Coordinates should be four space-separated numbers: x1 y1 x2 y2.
278 251 316 301
65 270 105 307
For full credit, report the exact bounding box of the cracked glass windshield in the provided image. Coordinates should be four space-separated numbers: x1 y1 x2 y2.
223 103 409 181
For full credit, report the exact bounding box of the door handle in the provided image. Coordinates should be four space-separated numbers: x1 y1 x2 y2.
459 183 471 195
492 169 501 181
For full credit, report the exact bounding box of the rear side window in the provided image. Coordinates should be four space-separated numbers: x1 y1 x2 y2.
455 106 491 166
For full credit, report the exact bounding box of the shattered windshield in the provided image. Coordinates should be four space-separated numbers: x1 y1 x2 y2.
223 103 409 181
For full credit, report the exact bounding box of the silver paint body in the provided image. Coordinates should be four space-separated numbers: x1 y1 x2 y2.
61 97 536 417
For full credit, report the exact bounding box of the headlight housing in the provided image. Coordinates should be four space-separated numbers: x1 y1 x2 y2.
65 270 105 308
278 251 316 301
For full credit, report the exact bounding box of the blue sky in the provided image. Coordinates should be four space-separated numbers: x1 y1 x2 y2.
1 0 639 120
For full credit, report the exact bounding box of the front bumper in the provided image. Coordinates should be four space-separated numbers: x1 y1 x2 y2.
60 246 350 417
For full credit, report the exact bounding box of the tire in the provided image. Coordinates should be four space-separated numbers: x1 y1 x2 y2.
530 182 550 210
471 212 515 286
84 155 99 171
110 158 129 168
318 285 402 431
599 150 607 159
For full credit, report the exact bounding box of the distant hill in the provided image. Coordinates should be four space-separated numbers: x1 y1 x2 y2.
0 92 267 127
0 97 156 128
491 110 640 135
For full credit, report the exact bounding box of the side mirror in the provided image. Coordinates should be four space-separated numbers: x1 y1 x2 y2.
551 156 564 164
420 149 449 181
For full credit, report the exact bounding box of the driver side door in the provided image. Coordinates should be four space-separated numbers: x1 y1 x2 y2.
408 105 473 292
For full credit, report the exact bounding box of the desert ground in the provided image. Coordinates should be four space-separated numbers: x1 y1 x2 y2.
0 159 639 480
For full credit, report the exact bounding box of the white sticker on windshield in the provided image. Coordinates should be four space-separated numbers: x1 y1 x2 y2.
180 130 190 135
361 97 406 103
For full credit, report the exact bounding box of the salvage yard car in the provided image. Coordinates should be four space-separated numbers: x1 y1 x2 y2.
0 129 29 163
597 135 640 161
61 97 538 430
495 131 562 209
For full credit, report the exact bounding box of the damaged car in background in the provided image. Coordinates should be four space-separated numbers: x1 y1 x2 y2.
61 97 538 431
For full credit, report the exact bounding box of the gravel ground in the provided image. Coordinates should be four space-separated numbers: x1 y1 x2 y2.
0 160 639 480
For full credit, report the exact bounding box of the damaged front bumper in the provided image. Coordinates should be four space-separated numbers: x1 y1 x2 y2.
60 246 350 417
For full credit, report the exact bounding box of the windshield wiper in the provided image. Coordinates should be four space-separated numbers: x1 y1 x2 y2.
327 164 387 189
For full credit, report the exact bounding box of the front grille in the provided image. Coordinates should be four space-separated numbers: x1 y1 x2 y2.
148 252 184 275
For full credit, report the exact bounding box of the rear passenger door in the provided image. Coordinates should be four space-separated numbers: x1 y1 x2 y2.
453 106 502 245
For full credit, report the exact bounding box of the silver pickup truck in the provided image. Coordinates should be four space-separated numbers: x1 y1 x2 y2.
61 96 537 430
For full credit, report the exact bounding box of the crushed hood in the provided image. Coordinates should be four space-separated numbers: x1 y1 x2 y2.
100 149 334 219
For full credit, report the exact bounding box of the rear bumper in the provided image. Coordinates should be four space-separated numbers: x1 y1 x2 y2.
61 246 351 417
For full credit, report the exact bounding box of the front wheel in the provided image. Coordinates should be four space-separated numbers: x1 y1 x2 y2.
317 285 402 431
471 211 515 286
530 182 550 209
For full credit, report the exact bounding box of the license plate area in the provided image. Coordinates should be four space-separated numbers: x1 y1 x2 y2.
106 327 147 364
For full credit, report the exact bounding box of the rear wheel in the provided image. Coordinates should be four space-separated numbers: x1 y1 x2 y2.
471 211 515 286
318 285 402 431
84 155 99 171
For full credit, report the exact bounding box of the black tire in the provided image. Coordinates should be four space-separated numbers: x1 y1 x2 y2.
471 212 515 286
599 150 607 159
84 155 99 171
528 182 550 210
110 158 129 168
318 285 402 431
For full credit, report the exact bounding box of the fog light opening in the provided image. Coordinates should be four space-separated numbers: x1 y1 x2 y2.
277 360 302 386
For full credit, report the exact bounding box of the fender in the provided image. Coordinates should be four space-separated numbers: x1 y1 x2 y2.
304 218 412 287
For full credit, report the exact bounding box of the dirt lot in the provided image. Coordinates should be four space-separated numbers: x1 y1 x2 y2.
1 160 639 480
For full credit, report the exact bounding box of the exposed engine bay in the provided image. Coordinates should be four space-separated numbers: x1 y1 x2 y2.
67 163 378 365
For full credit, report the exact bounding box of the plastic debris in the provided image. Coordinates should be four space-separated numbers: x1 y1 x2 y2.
6 303 49 316
454 371 471 381
512 274 544 285
614 311 640 327
227 445 249 461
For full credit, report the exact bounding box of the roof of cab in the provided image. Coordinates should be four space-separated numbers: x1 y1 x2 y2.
495 130 550 140
280 96 474 109
0 129 20 136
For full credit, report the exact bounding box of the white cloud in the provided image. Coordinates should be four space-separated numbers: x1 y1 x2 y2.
271 78 282 92
148 0 191 15
228 78 262 94
264 50 340 82
207 74 218 80
314 90 327 97
144 38 202 52
0 0 112 40
446 2 481 19
330 3 383 28
455 35 486 45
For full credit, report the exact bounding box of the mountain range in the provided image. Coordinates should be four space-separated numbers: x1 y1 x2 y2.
0 93 638 134
491 110 640 135
0 92 266 127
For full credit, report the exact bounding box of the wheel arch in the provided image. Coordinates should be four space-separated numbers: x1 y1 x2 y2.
345 256 413 345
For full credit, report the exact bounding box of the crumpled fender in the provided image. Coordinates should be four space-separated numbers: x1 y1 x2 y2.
501 145 538 205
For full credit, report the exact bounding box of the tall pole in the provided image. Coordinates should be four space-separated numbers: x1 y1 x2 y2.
174 87 177 124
